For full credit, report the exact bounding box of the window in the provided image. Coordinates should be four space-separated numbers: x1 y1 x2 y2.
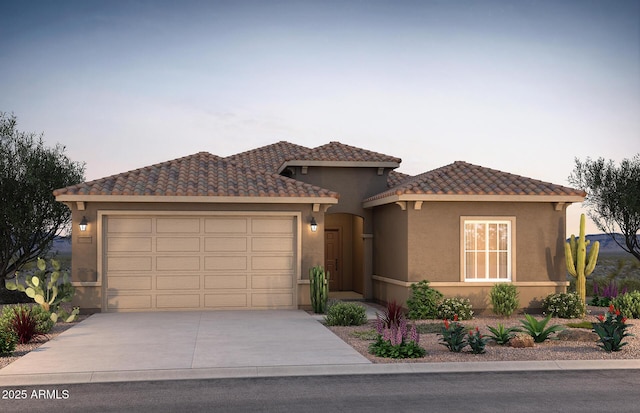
463 219 512 281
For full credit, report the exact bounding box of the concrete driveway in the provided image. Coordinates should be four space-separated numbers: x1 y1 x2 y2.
0 310 370 384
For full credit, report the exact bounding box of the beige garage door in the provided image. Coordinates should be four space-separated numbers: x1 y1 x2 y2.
103 215 296 311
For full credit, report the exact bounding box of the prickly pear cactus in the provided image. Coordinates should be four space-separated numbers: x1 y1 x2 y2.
5 257 78 323
565 214 600 308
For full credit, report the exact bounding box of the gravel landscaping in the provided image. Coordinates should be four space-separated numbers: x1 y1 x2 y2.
327 308 640 364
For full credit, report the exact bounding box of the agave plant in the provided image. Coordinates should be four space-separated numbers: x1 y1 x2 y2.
486 323 521 345
519 314 565 343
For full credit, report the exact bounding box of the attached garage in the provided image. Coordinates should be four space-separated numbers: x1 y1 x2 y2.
101 213 298 311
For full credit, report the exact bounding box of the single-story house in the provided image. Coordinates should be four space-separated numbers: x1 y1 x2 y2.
54 141 585 313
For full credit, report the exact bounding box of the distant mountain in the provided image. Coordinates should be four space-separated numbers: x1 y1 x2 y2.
51 236 72 255
569 233 640 254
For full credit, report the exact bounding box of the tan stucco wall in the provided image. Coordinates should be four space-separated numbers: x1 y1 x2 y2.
66 201 324 312
372 200 570 311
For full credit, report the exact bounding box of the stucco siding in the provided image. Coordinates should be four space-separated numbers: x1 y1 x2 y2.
372 203 408 282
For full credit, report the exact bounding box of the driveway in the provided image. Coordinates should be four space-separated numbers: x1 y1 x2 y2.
0 310 370 383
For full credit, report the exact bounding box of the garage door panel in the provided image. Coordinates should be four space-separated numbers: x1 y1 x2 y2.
108 276 152 290
156 275 200 290
252 237 293 252
252 218 293 233
205 256 247 270
205 293 248 308
156 294 200 308
108 218 152 234
204 275 247 289
205 218 247 233
157 237 200 252
157 256 200 271
108 237 152 252
108 256 152 271
252 256 293 271
157 218 200 233
252 275 293 289
107 294 152 310
204 237 247 252
105 215 295 311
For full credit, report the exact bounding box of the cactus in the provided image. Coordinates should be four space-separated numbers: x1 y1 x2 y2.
5 258 79 323
309 266 329 314
565 214 600 308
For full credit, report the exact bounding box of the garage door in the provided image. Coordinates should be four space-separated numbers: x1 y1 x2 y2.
103 215 296 311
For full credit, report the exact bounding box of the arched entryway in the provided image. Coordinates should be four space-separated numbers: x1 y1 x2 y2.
324 213 364 295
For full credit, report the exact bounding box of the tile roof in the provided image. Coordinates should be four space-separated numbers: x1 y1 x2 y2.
292 141 401 164
225 141 311 172
387 170 412 188
365 161 586 202
53 151 339 199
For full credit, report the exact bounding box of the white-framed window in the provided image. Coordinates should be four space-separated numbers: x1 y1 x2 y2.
463 219 513 281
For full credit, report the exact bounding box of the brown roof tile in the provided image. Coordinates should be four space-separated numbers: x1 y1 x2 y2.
294 141 401 164
225 141 311 172
387 170 412 188
53 151 339 199
366 161 586 201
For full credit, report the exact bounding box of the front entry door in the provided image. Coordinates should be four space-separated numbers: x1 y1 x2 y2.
325 229 343 291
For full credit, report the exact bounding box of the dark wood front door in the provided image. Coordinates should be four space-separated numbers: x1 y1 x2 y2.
325 229 343 291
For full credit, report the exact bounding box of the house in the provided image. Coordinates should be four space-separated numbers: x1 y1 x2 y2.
53 141 585 313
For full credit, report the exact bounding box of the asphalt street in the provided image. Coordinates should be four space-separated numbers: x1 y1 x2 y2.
2 370 640 413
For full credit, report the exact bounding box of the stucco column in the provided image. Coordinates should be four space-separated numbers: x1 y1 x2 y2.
362 233 373 300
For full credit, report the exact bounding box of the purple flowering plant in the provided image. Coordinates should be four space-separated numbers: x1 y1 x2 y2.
368 302 426 359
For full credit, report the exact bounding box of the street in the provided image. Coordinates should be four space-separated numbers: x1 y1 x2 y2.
2 369 640 412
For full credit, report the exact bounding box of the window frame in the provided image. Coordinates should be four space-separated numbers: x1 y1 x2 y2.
460 217 516 283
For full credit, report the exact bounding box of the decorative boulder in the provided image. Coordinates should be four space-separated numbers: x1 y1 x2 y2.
509 334 535 348
557 329 598 342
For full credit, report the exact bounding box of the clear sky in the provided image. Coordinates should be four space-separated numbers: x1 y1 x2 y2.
1 0 638 235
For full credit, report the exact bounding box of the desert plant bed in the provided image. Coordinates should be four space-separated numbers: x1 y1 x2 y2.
326 310 640 364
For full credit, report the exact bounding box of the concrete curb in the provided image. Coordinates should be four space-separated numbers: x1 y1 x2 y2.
2 359 639 387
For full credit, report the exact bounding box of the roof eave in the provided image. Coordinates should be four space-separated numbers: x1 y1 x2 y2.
362 194 586 208
55 194 340 204
278 160 400 173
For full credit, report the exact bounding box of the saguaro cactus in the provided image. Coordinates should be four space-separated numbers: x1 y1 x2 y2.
565 214 600 307
309 266 329 314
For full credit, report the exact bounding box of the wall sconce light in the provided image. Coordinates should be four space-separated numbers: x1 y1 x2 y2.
310 217 318 232
79 216 88 232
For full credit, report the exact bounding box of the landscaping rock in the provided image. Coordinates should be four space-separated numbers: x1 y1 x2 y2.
509 334 534 348
557 329 598 342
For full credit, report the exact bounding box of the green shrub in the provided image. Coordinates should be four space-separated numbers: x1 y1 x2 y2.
0 328 18 356
489 284 519 316
369 335 426 359
437 297 473 320
542 292 584 319
519 314 565 343
611 291 640 319
406 280 443 320
324 302 367 326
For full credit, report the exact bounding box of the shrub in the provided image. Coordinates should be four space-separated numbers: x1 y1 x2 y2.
519 314 565 343
486 323 521 345
324 302 367 326
611 291 640 319
466 327 489 354
437 297 473 320
593 304 634 352
406 280 443 320
370 303 425 359
0 329 18 356
438 315 467 352
489 284 519 316
378 300 404 329
1 305 49 344
542 292 584 319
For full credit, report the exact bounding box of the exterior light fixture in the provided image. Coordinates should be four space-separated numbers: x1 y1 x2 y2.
310 217 318 232
79 216 88 232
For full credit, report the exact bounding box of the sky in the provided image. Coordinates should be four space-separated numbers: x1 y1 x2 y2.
1 0 638 235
